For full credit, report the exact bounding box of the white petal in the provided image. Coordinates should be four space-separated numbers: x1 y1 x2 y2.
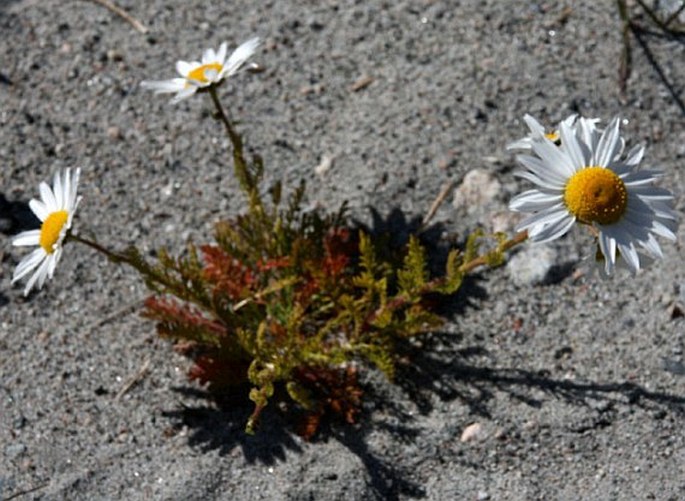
516 154 568 185
599 219 631 243
222 37 260 77
598 232 617 275
176 60 195 77
170 86 198 104
12 248 46 282
651 220 677 241
531 137 576 178
528 213 575 243
506 137 533 151
69 168 81 212
617 242 640 274
612 214 652 242
216 42 228 65
68 197 82 228
621 170 662 186
62 168 72 213
612 145 644 175
509 190 563 212
24 255 52 295
522 114 545 136
202 47 216 65
29 199 50 221
633 187 675 202
13 229 41 247
593 117 621 167
514 170 565 191
47 248 62 279
516 204 570 234
53 170 64 208
38 254 58 290
576 117 602 151
39 181 58 212
624 144 644 165
559 120 588 170
561 114 578 129
649 200 678 221
141 78 187 94
638 234 663 259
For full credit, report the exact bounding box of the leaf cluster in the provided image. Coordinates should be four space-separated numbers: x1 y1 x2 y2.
132 113 504 437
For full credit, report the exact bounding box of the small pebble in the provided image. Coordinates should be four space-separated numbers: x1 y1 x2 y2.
315 154 335 176
460 422 485 443
107 126 122 141
453 169 501 215
506 244 557 286
5 443 26 460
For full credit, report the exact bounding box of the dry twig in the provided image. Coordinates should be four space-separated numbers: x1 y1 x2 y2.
3 483 49 501
83 298 143 336
420 180 456 230
85 0 149 34
115 357 152 400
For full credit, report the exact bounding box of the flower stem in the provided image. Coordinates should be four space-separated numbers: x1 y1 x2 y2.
206 85 262 209
458 230 528 274
68 232 128 264
69 232 198 301
207 85 241 149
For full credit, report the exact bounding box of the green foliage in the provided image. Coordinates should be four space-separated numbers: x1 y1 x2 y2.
125 102 513 437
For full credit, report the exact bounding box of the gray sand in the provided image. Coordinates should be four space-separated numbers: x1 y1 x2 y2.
1 1 684 499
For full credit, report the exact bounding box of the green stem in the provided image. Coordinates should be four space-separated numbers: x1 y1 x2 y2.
207 85 242 150
206 85 265 213
68 233 185 297
458 230 528 274
68 232 129 264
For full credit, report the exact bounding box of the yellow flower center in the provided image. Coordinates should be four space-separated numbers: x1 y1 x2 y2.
563 167 628 225
187 62 223 83
40 210 69 254
545 131 560 143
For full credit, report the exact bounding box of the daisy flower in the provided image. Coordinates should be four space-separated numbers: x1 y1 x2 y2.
12 168 81 296
509 116 678 276
140 37 260 104
507 114 576 151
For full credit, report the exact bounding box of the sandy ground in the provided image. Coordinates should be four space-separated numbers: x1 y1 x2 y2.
1 0 684 499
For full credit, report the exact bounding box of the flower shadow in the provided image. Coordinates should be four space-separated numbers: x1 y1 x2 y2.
0 194 39 236
393 331 685 421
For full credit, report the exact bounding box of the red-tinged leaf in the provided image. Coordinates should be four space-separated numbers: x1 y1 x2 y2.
201 245 255 299
143 296 227 342
297 411 323 441
322 227 356 278
291 365 363 438
257 256 291 272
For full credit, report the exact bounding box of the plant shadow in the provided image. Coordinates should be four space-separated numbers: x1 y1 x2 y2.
162 385 303 464
394 331 685 421
164 381 427 500
620 5 685 115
